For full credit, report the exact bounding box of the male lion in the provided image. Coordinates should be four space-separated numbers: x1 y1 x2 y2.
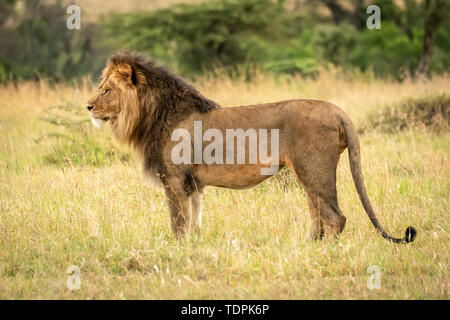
86 51 416 243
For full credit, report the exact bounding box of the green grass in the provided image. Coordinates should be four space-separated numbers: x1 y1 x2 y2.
38 102 131 167
0 74 448 299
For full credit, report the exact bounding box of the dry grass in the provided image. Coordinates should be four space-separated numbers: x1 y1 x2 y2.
0 71 448 299
67 0 207 22
362 93 450 133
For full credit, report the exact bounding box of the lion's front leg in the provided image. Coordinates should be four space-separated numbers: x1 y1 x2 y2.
163 178 193 239
191 191 203 233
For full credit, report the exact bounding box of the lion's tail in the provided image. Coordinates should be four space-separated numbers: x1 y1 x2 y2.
340 113 416 244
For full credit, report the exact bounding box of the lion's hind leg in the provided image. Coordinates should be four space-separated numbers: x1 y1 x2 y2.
305 191 346 239
305 193 325 240
290 150 346 240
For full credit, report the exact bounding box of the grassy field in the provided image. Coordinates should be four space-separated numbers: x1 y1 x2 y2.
0 71 448 299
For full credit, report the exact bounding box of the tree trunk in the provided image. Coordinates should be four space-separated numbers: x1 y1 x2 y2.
322 0 366 28
417 0 446 75
322 0 348 24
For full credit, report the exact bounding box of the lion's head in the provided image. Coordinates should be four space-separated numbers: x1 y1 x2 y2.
86 52 148 142
86 51 218 166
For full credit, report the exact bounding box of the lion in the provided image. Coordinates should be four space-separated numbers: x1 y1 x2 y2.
86 51 416 243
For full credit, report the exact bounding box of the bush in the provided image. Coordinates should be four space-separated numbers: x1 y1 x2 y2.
106 0 291 74
363 94 450 133
0 0 105 82
350 22 423 78
1 0 449 81
105 0 450 79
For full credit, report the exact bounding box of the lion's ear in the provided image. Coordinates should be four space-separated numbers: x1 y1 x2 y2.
114 63 137 86
115 63 145 86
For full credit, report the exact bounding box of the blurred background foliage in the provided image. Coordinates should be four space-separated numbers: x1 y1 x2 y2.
0 0 449 82
0 0 105 82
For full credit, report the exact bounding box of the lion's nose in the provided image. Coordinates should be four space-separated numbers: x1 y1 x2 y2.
86 105 94 111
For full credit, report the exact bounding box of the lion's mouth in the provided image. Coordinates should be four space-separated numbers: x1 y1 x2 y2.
90 113 111 129
94 116 110 121
89 111 110 122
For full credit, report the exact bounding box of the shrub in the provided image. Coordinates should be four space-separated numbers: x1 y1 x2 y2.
0 0 104 82
363 94 450 133
105 0 303 74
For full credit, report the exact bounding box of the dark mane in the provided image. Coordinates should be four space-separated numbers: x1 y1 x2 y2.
108 51 219 113
106 51 220 179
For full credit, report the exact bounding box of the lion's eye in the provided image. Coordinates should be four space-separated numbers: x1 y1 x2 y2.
102 89 109 95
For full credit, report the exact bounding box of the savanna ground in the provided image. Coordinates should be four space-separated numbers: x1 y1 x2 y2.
0 71 448 299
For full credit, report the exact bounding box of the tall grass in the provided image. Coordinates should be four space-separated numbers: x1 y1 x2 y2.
0 71 448 299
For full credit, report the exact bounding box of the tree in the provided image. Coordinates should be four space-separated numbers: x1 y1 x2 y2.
417 0 448 75
0 0 102 82
106 0 289 74
321 0 366 28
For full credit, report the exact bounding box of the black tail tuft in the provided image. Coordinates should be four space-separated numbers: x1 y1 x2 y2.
403 226 417 243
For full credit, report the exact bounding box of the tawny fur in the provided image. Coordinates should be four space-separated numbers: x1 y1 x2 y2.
86 51 416 243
